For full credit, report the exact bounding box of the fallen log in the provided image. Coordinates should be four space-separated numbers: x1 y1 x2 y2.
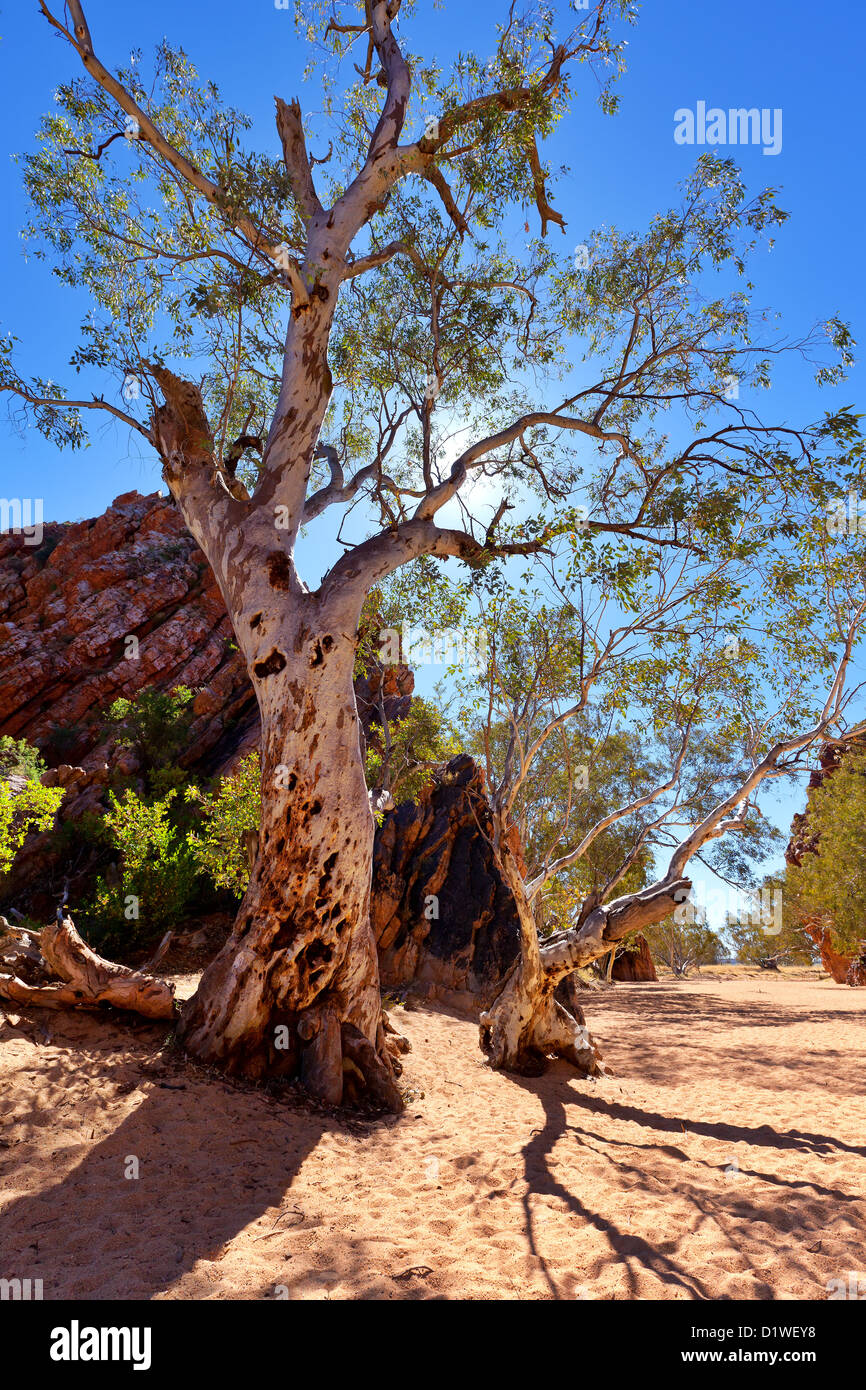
0 915 176 1020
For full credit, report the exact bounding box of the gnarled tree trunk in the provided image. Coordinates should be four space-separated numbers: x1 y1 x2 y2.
177 595 402 1109
478 837 607 1078
129 355 404 1109
481 851 689 1078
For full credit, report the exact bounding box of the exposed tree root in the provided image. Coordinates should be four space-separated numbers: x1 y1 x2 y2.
0 915 176 1020
293 997 407 1111
341 1022 404 1111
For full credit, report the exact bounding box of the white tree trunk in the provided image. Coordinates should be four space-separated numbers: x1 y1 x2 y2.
481 840 689 1078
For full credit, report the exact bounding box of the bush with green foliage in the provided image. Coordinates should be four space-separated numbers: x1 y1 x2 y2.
0 780 65 877
78 787 199 953
783 748 866 956
0 735 48 782
103 686 195 795
364 696 459 810
187 752 261 897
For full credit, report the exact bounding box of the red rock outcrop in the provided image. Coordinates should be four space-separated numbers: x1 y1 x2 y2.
611 933 658 982
800 919 854 985
0 490 257 776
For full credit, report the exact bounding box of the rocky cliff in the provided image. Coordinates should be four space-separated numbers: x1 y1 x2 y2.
0 490 257 778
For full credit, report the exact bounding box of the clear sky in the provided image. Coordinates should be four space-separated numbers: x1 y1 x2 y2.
1 0 863 920
1 0 863 521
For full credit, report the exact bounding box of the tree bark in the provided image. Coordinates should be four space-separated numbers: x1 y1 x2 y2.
481 863 690 1078
176 600 401 1108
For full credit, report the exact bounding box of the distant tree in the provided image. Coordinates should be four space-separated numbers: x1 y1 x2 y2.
644 914 723 977
784 748 866 957
452 568 866 1074
724 871 816 969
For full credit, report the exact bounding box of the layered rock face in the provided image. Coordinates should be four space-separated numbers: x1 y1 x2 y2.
0 491 260 911
0 490 257 777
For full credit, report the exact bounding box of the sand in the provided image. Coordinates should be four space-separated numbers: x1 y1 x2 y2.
1 972 864 1300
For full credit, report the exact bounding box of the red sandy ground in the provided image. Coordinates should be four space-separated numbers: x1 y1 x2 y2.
0 973 863 1300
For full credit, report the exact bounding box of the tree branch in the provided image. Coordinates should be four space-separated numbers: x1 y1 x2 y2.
274 97 323 223
39 1 307 298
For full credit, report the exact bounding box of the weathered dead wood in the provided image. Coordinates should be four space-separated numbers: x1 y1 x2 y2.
0 916 176 1020
0 919 43 971
143 930 174 973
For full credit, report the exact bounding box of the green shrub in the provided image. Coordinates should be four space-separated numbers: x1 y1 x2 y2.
0 780 65 876
103 686 194 789
785 749 866 955
78 787 199 953
0 735 48 782
187 753 261 897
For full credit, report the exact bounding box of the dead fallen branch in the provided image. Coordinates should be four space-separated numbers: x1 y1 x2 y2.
0 915 176 1020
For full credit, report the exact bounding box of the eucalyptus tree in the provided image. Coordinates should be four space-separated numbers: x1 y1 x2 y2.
460 520 866 1072
1 0 861 1102
783 746 866 960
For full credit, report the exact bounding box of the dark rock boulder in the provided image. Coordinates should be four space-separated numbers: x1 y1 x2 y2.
372 754 521 1010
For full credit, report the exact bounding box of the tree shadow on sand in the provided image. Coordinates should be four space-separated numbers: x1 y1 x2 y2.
509 1063 865 1302
0 1008 391 1301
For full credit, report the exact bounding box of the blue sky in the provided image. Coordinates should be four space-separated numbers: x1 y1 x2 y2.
1 0 863 920
1 0 863 520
